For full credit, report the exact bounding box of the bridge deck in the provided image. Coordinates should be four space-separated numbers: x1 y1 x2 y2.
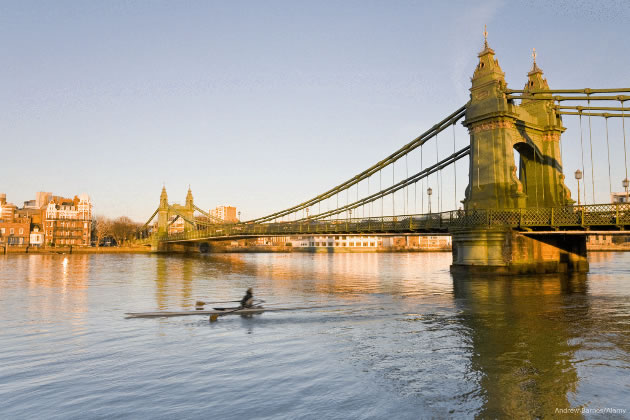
149 203 630 243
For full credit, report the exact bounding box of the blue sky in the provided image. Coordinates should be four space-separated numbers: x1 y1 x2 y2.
2 1 629 221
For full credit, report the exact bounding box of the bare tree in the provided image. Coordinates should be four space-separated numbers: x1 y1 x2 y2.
93 215 112 247
110 216 139 246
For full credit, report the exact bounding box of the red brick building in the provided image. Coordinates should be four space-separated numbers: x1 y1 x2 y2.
0 216 31 246
44 194 92 246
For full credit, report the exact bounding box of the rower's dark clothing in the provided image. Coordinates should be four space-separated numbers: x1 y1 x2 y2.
240 291 254 308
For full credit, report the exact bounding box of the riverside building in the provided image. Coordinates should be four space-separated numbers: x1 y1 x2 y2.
0 194 31 246
211 206 238 223
44 194 92 246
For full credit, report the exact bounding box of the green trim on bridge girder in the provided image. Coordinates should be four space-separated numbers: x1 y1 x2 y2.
152 202 630 243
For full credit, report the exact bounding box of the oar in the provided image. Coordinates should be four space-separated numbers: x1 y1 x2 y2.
195 300 240 306
209 300 266 322
210 306 244 322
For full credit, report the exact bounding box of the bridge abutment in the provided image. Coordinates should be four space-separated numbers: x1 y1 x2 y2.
451 229 588 275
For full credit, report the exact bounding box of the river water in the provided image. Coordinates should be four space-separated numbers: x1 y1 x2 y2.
1 252 629 419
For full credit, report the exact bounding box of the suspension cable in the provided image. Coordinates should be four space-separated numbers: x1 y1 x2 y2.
579 112 587 203
436 132 440 213
368 176 371 218
414 180 417 214
304 146 470 220
246 105 466 223
421 145 424 213
605 116 612 198
453 122 457 209
380 169 383 217
408 153 410 214
588 98 595 203
622 100 629 201
392 161 395 216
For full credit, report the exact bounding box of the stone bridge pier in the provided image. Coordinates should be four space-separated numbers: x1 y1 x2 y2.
452 39 587 274
451 229 588 274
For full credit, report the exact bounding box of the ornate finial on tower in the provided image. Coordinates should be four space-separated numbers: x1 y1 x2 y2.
478 25 494 57
528 47 543 76
532 47 537 65
523 47 549 97
483 25 488 49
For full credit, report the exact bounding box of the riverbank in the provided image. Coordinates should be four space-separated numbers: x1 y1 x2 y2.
207 245 452 253
1 245 151 254
587 244 630 251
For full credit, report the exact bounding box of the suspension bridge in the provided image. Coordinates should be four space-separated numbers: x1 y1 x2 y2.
139 34 630 274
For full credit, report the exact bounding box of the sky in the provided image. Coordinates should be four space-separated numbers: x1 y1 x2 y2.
2 0 629 222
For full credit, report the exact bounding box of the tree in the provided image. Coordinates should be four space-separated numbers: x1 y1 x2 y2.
110 216 139 246
93 215 112 247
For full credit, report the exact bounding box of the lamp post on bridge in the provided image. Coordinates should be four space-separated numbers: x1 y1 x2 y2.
623 178 629 203
575 169 582 206
427 187 433 214
348 208 352 220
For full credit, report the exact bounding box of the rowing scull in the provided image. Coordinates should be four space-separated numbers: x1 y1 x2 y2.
125 305 334 319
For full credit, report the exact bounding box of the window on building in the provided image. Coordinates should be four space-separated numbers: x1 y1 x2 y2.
19 228 23 234
10 228 14 234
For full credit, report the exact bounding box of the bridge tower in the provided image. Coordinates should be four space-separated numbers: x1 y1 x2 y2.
462 41 571 210
183 186 195 232
157 186 170 237
451 35 587 274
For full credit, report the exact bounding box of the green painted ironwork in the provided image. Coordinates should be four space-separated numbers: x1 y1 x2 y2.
154 203 630 243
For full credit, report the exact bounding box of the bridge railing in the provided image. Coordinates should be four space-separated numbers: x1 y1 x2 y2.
156 203 630 242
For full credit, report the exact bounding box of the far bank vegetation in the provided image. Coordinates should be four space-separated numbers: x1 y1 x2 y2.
92 215 140 247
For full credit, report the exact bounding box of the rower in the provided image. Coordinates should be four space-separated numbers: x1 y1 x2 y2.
240 288 255 309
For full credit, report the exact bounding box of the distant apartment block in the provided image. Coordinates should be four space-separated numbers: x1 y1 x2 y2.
211 206 238 223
